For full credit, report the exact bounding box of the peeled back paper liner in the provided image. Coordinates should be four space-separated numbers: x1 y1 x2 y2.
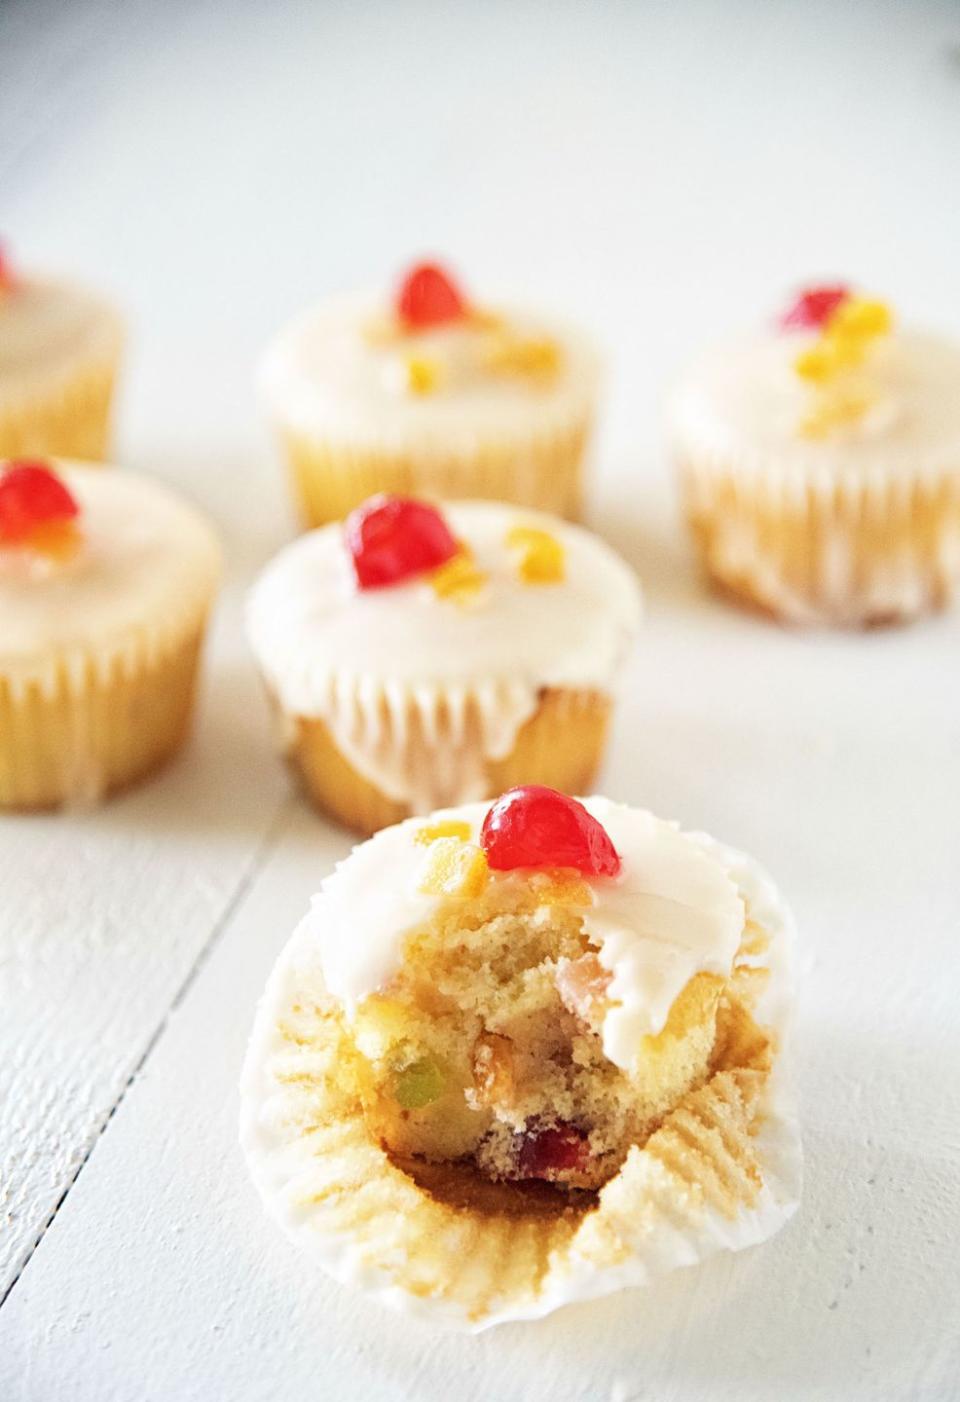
270 676 613 835
676 448 960 626
239 834 801 1330
276 410 592 527
0 590 215 810
0 317 123 462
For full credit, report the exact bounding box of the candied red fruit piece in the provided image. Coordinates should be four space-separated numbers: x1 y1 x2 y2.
345 493 459 589
0 460 79 543
781 284 850 330
0 244 13 291
395 261 467 330
480 786 622 878
517 1123 589 1179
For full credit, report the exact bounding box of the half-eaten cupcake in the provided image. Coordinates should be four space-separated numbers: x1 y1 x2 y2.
240 787 800 1328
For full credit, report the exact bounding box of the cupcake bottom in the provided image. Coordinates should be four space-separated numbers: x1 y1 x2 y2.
679 458 960 626
280 688 612 835
276 417 590 526
240 836 800 1329
0 354 120 462
0 627 206 809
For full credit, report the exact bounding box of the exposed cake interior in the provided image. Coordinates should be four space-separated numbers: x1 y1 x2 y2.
351 870 725 1194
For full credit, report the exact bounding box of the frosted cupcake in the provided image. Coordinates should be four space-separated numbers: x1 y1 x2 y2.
259 261 600 526
0 248 123 461
669 284 960 625
0 459 221 808
240 786 800 1328
247 494 640 834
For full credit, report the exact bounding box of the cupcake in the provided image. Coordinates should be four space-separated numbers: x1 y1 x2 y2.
669 283 960 625
247 493 640 834
0 458 221 808
240 786 800 1329
259 261 600 526
0 247 123 462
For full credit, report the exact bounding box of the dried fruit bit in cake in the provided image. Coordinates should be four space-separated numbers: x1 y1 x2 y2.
556 952 611 1029
395 261 468 330
415 819 473 845
780 284 850 330
429 548 488 604
391 1055 447 1110
419 837 489 898
829 297 892 341
481 786 622 878
405 355 442 395
506 524 565 584
472 1033 515 1106
517 1122 589 1180
482 331 561 380
345 493 459 589
0 460 80 547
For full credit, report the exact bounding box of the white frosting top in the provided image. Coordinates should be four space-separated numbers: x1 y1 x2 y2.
247 501 641 807
668 327 960 478
299 797 745 1072
0 277 122 401
259 293 600 447
0 461 221 695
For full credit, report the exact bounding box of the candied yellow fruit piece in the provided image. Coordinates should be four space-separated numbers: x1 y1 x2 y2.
829 296 892 341
406 355 442 395
506 524 566 584
415 819 473 845
794 295 893 386
529 869 593 907
482 332 561 380
418 838 489 898
430 550 488 604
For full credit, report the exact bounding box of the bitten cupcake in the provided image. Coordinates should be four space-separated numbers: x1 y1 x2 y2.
240 786 800 1329
669 283 960 625
0 247 123 461
259 261 600 526
0 459 221 808
247 494 640 834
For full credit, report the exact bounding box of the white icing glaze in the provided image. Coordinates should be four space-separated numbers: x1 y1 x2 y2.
300 797 745 1070
668 327 960 480
0 277 122 402
247 502 641 807
259 292 600 448
0 460 222 699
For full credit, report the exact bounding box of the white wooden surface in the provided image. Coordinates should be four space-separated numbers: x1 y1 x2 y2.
2 2 960 1398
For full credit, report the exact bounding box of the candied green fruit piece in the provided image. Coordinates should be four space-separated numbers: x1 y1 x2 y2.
392 1056 447 1110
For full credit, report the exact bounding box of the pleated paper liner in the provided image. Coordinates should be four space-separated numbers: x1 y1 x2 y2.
274 685 612 835
0 617 212 810
239 836 801 1329
276 413 592 528
0 331 123 462
679 454 960 626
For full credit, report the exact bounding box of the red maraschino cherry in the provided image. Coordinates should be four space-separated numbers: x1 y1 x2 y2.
480 786 622 878
0 460 79 543
781 284 850 330
0 244 14 292
395 261 467 330
345 493 459 590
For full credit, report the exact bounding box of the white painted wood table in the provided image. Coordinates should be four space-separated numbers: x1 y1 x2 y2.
2 2 959 1397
